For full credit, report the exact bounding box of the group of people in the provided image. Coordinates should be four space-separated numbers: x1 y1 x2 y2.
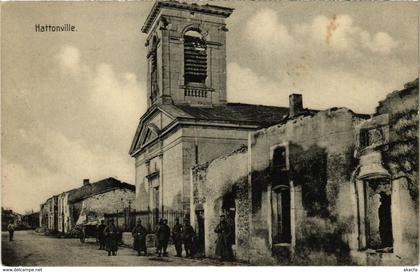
96 219 120 256
95 215 235 262
132 218 196 258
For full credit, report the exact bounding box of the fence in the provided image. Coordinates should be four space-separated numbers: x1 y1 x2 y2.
104 209 187 233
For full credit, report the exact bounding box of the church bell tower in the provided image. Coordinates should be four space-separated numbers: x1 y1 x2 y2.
141 1 233 108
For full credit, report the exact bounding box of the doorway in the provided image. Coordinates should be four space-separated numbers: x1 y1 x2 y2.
222 191 236 245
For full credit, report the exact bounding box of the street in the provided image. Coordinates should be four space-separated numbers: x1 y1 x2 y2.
2 231 239 266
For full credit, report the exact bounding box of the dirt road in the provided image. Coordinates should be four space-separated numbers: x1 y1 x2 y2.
2 231 238 266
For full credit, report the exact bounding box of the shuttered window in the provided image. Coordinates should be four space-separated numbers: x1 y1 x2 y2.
184 33 207 84
150 43 158 100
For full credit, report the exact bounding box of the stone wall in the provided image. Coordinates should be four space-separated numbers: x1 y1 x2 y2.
248 108 363 265
76 189 135 224
378 80 418 264
191 145 250 261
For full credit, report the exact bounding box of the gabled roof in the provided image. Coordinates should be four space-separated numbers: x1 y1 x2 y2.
129 103 290 156
67 177 135 204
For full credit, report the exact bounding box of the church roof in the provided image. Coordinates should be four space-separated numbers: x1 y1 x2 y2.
141 0 234 33
170 103 291 127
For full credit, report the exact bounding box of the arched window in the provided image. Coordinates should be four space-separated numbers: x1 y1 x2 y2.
184 30 207 85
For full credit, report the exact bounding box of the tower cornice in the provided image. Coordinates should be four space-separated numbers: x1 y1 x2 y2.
141 0 234 34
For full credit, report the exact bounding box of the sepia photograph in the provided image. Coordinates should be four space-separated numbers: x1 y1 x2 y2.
1 0 419 269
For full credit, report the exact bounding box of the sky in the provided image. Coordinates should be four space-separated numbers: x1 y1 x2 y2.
1 1 418 214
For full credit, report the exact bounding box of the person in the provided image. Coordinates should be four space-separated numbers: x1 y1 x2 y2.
172 218 183 257
96 220 106 250
103 219 119 256
226 211 235 245
156 219 170 257
7 220 15 242
132 219 148 256
196 211 205 255
182 218 196 258
215 215 234 261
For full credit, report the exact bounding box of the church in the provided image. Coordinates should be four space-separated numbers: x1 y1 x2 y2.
129 1 290 227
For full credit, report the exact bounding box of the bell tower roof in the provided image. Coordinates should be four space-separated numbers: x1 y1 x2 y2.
141 1 234 34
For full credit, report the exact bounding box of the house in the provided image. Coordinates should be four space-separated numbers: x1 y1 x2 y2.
191 79 419 265
1 208 23 230
39 195 58 233
39 177 135 234
22 212 40 229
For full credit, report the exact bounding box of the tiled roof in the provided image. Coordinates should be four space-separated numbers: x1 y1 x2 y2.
171 103 291 128
67 177 135 204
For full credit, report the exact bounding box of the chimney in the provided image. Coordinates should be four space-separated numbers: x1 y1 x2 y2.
83 179 90 186
289 93 303 118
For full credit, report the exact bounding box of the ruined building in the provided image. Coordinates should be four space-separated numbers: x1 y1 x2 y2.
191 79 418 265
39 177 135 234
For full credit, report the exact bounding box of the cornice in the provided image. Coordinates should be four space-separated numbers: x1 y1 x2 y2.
141 1 233 34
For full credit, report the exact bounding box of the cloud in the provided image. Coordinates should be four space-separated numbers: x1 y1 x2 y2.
227 62 391 113
56 45 86 75
235 9 413 115
2 129 134 214
244 9 294 52
245 10 399 56
2 44 147 213
360 31 399 54
227 62 286 106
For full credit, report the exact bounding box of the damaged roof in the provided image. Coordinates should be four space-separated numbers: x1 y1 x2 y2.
67 177 135 204
168 103 290 128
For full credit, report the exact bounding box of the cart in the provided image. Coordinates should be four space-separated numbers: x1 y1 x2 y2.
79 222 98 243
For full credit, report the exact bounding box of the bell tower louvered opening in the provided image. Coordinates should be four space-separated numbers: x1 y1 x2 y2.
184 30 207 85
150 36 159 102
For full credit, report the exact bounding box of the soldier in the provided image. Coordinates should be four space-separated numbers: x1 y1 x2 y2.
103 219 119 256
132 219 148 256
182 218 196 258
7 220 15 242
172 218 183 257
215 215 234 261
96 220 106 250
156 219 170 257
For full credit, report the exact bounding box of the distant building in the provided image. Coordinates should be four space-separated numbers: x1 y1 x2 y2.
22 212 40 229
39 177 135 234
192 79 419 265
1 208 22 230
39 195 58 233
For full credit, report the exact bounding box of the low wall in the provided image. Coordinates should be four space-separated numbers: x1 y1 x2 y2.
121 232 156 248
